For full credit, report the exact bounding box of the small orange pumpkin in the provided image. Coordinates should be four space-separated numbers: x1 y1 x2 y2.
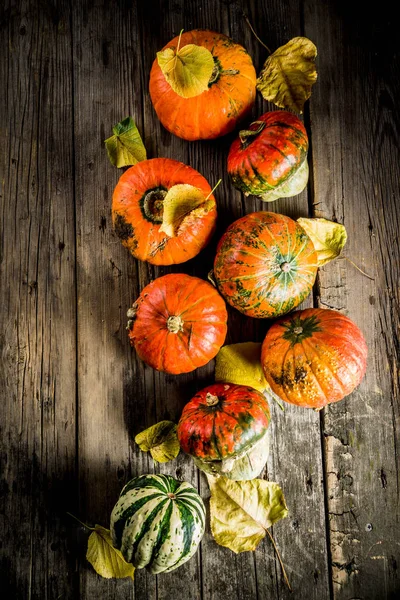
261 308 368 409
112 158 217 265
127 273 228 374
149 30 256 141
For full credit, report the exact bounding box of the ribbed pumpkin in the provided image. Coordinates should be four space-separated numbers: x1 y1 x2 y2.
213 212 318 318
112 158 217 265
227 111 309 202
128 273 228 374
149 30 256 141
177 383 271 480
261 308 368 409
110 474 205 574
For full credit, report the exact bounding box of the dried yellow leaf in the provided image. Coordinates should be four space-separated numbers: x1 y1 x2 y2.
135 420 180 463
257 37 317 113
207 475 288 553
86 525 135 580
215 342 268 393
297 217 347 265
157 37 214 98
159 184 208 238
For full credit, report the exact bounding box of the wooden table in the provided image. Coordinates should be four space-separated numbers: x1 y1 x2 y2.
1 1 399 598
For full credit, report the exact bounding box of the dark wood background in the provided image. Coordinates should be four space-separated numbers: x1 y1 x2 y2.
1 0 399 598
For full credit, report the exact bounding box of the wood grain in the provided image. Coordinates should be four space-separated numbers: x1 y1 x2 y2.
0 1 78 597
1 0 399 599
305 1 400 597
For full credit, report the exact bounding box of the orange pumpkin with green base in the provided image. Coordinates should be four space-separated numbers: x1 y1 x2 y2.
261 308 368 409
213 212 318 318
112 158 217 265
149 30 256 141
128 273 227 374
227 111 309 202
177 383 271 480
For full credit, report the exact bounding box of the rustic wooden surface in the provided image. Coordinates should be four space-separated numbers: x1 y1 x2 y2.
0 1 399 599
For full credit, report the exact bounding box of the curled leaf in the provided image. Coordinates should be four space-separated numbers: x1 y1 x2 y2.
215 342 268 393
86 525 135 580
160 184 211 237
157 33 214 98
207 475 288 553
257 37 317 113
104 117 147 168
135 420 180 463
297 217 347 266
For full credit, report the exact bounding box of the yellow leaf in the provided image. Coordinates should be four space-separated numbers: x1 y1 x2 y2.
157 34 215 98
86 525 135 580
104 117 147 168
297 217 347 266
134 420 180 463
257 37 317 113
215 342 268 393
207 476 288 553
159 184 210 238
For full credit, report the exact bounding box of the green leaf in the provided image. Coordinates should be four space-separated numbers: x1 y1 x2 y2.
135 420 180 463
207 475 288 553
215 342 269 393
104 116 147 168
257 37 317 113
157 32 214 98
86 525 135 580
297 217 347 266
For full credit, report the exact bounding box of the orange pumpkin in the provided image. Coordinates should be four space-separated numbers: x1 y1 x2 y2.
213 212 318 318
261 308 368 409
127 273 228 374
149 30 256 141
112 158 217 265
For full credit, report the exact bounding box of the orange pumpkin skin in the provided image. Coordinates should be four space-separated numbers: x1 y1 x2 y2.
149 30 256 141
213 212 318 318
128 274 228 374
261 308 368 409
112 158 217 265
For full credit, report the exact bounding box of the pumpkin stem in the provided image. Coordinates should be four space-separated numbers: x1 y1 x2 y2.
167 315 184 333
167 492 176 500
206 392 219 407
142 187 168 223
242 12 272 55
280 262 291 273
239 121 266 148
208 60 221 85
293 326 303 335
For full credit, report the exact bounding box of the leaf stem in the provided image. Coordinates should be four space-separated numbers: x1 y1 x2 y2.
342 256 375 280
205 178 222 201
242 12 271 54
266 529 292 591
67 512 95 531
176 29 184 54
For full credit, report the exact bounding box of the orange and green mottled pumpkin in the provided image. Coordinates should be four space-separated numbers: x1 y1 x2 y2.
177 383 270 480
128 274 227 375
261 308 368 409
149 30 256 141
213 212 318 318
112 158 217 265
227 111 309 202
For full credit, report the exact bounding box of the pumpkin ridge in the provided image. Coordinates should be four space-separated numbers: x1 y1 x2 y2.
146 500 174 568
312 330 367 374
298 338 330 400
272 343 294 404
302 337 347 396
128 498 170 565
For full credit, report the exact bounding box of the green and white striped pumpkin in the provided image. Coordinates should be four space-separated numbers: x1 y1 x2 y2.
110 474 205 574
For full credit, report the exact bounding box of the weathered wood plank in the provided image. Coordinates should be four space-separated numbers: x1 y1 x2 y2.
305 1 400 597
0 1 78 598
